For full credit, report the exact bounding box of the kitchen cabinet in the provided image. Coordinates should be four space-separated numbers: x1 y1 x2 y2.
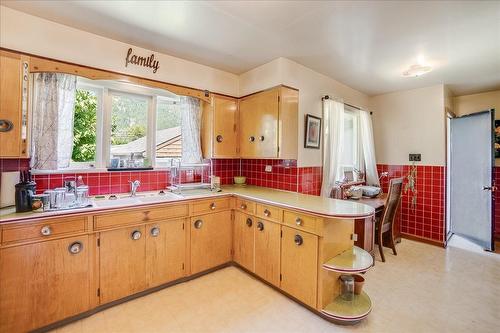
146 219 186 287
190 210 232 274
201 95 239 158
0 50 29 158
280 226 318 308
254 218 281 287
239 86 298 159
233 211 255 271
0 236 91 333
99 225 147 304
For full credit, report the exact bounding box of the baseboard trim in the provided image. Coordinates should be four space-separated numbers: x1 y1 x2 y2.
400 233 445 248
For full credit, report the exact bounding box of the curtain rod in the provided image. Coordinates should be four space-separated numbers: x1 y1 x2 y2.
322 95 372 115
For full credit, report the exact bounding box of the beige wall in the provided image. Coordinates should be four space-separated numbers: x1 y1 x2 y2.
239 58 370 167
371 85 446 166
453 90 500 117
0 6 239 96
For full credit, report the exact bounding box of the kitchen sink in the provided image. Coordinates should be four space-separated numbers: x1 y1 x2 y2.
93 191 183 207
93 197 141 207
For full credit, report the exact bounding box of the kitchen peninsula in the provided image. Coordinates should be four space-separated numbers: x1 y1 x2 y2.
0 185 374 332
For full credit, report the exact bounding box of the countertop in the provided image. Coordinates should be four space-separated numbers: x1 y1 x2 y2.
0 185 375 224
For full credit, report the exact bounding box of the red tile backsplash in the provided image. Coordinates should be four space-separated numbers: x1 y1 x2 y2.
212 159 241 185
298 166 323 195
377 164 445 244
240 159 298 192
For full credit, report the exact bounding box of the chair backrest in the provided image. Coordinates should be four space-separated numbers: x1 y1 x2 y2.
381 177 404 228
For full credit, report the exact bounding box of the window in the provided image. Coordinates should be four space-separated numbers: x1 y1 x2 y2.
155 97 182 167
338 107 362 181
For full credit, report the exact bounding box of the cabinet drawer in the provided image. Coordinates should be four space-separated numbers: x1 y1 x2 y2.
191 198 231 215
255 204 282 223
283 211 319 234
235 197 256 214
2 216 87 244
94 204 188 230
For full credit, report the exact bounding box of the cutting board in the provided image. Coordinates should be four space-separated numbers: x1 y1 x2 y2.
1 171 19 208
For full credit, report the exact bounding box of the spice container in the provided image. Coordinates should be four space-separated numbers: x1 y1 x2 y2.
340 274 355 301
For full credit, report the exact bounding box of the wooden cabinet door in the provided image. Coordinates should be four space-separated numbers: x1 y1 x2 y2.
190 211 232 274
254 219 281 287
146 219 186 287
280 226 318 308
213 96 238 157
233 211 254 271
239 88 279 158
99 225 147 304
0 51 25 157
0 236 91 333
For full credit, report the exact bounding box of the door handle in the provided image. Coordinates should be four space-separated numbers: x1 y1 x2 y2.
483 186 496 191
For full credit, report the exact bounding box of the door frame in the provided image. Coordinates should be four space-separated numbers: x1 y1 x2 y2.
446 109 495 251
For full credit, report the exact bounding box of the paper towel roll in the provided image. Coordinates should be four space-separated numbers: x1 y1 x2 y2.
1 171 19 208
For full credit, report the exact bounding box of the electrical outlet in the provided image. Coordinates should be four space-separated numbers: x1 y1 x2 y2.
265 165 272 172
409 153 421 162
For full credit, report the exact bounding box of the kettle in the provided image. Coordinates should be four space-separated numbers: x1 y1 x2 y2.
15 170 36 212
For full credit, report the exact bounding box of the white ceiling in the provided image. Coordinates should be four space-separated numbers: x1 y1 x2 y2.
2 0 500 96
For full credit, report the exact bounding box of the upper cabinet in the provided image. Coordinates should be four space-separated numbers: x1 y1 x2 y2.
0 50 30 158
239 86 298 159
202 95 239 158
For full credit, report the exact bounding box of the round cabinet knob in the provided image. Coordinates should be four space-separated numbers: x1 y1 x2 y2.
246 218 253 227
240 203 247 210
131 230 142 240
295 218 303 226
68 242 83 254
216 135 223 143
294 234 304 246
0 119 14 132
194 220 203 229
259 136 265 142
150 227 160 237
249 136 255 142
257 221 264 231
263 209 271 217
40 225 52 236
210 202 216 210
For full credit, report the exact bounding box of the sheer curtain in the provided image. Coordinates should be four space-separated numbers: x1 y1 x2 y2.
31 73 77 170
180 96 203 164
360 110 379 186
321 98 345 197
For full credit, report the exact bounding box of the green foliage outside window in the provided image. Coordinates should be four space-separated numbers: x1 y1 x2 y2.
72 89 97 162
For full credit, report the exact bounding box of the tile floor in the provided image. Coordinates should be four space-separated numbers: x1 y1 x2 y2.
51 240 500 333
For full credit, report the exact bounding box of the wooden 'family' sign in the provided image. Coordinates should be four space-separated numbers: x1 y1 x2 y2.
125 48 160 73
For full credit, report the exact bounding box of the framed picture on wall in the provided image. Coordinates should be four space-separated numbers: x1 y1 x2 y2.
495 120 500 158
304 114 321 149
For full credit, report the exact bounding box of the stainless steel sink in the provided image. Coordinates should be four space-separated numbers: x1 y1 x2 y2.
92 191 183 207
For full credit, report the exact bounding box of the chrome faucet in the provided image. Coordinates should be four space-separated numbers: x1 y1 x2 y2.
129 180 141 197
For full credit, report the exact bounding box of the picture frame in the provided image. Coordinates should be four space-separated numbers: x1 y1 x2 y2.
495 120 500 158
304 114 321 149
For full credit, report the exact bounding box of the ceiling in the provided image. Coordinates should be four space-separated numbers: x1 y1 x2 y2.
2 0 500 96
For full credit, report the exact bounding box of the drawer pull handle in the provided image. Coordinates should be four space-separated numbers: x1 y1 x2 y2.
295 218 303 226
257 221 264 231
210 203 216 210
194 219 203 229
240 203 247 210
216 135 223 143
263 209 271 217
294 234 303 246
0 119 13 132
68 242 83 254
246 218 253 227
40 226 52 236
150 227 160 237
131 230 142 240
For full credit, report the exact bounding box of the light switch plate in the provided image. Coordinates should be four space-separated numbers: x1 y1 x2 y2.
265 165 272 172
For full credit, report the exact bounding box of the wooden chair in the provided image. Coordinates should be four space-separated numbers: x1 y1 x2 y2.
376 177 403 262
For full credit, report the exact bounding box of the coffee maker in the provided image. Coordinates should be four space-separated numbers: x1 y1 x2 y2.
15 171 36 212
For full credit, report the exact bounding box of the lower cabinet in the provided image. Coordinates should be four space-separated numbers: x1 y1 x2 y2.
146 219 186 287
190 210 232 274
254 218 281 287
233 211 255 271
99 225 147 304
280 226 318 308
0 236 91 333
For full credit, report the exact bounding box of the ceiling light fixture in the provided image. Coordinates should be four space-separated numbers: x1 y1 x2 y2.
402 64 433 77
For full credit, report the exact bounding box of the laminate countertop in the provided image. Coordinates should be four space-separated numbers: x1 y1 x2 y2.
0 185 375 224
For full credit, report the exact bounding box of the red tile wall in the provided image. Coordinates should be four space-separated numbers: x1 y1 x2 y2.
494 167 500 239
377 164 445 244
212 159 241 185
240 159 298 192
297 167 323 195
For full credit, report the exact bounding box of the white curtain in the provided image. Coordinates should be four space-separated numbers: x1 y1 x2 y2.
321 99 345 197
180 96 203 164
360 110 380 186
31 73 77 170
